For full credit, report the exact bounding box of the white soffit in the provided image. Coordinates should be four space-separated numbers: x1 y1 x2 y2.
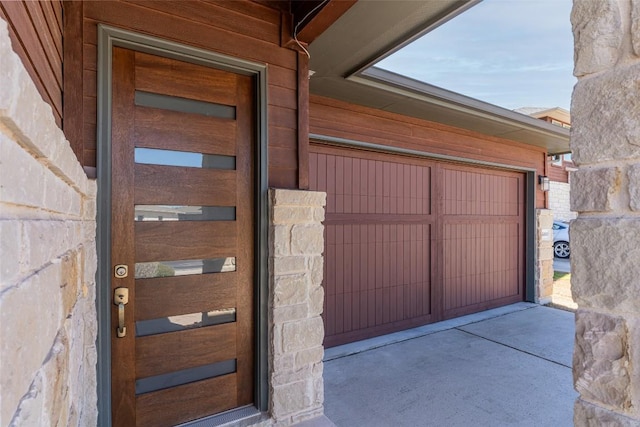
308 0 570 154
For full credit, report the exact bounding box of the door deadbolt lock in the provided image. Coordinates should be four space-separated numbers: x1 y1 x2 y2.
114 264 128 279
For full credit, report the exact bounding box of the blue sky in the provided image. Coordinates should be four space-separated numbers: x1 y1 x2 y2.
376 0 575 111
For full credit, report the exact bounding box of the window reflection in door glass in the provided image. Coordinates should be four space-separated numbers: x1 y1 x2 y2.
134 205 236 221
136 308 236 337
135 258 236 279
134 147 235 169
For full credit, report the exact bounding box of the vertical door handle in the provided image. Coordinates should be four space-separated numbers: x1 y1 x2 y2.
114 287 129 338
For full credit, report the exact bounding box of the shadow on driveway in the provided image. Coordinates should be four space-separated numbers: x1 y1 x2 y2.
324 304 576 427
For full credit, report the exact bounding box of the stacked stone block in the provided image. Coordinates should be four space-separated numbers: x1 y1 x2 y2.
0 19 98 426
536 209 554 304
549 181 577 222
269 189 326 425
571 0 640 424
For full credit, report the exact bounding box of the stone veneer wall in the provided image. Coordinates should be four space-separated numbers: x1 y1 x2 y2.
548 181 577 222
571 0 640 424
535 209 554 304
268 189 326 425
0 19 98 426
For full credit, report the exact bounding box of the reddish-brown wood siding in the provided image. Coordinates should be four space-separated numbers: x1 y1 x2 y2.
62 1 84 164
66 0 299 188
310 95 548 208
1 0 63 126
297 51 310 189
549 162 569 183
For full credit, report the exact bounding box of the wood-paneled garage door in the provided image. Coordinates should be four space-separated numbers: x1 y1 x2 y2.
310 144 525 347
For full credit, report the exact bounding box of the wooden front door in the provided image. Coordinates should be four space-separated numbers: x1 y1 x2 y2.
110 47 255 426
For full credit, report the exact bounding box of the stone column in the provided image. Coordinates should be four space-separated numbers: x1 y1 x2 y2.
536 209 554 304
571 0 640 424
0 19 97 426
269 189 326 425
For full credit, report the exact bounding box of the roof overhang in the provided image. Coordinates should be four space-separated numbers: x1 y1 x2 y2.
529 107 571 124
308 0 570 154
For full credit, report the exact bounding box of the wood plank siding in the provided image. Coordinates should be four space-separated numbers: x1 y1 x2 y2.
60 0 302 187
549 162 570 183
309 94 548 208
0 1 63 126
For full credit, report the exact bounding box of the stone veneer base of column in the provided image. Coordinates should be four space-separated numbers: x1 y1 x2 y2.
268 188 327 426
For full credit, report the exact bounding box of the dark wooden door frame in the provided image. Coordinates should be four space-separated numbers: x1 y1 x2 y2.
95 25 269 427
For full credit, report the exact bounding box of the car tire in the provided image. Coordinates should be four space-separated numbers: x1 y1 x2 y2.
554 241 570 258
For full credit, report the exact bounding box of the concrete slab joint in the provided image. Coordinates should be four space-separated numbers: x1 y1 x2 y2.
269 188 327 426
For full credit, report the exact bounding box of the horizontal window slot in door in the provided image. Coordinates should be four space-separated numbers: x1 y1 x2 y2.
134 105 237 156
135 221 236 263
134 90 236 119
136 322 237 378
136 373 237 426
136 273 237 321
135 257 236 279
135 147 236 170
134 164 236 206
135 206 236 221
136 308 236 337
135 359 236 395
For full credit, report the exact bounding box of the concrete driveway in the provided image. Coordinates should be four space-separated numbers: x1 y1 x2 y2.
554 257 571 273
323 303 577 427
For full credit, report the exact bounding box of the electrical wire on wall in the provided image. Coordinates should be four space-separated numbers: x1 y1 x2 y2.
293 0 330 59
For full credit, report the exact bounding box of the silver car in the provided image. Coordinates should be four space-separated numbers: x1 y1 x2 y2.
553 221 570 258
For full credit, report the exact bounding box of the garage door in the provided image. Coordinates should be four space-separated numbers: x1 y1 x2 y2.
440 163 525 320
310 144 525 347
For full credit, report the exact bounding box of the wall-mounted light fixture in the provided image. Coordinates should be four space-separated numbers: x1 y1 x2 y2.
539 175 550 192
